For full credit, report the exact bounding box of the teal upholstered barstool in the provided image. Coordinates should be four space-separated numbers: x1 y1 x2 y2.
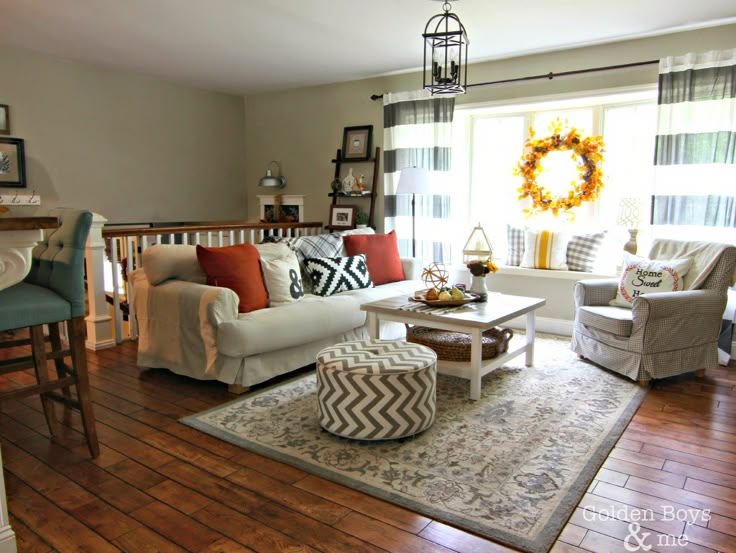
0 208 99 457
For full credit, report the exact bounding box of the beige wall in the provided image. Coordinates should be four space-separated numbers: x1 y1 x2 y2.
244 23 736 230
0 47 246 224
3 24 734 230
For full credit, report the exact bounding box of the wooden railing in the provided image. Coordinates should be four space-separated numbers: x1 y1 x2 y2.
84 217 323 349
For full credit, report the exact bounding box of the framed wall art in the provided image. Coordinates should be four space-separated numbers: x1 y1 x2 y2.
0 137 27 188
329 205 356 229
341 125 373 161
0 105 9 135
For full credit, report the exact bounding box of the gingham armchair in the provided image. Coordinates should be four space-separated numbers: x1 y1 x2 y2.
571 239 736 386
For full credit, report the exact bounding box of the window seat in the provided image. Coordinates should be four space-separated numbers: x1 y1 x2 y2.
495 265 617 281
481 266 618 336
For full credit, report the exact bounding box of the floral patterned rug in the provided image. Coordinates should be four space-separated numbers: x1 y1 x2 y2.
181 334 646 553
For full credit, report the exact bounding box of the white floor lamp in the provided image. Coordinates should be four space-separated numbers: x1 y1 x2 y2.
396 167 432 257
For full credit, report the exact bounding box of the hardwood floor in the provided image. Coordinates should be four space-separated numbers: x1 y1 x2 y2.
1 336 736 552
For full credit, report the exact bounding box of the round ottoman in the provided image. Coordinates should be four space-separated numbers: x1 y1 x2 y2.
316 339 437 440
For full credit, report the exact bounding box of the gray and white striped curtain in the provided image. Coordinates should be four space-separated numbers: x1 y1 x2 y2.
653 49 736 227
383 90 454 261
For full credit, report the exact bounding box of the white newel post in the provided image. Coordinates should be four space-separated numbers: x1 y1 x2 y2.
0 448 16 553
85 213 115 350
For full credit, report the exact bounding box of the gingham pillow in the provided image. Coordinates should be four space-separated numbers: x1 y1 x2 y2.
506 225 525 266
566 231 606 272
304 255 373 297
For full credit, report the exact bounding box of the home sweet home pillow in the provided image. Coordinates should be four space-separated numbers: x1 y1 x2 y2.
610 253 693 308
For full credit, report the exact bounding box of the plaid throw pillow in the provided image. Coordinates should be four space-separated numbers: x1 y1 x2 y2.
506 225 525 266
566 231 606 272
290 233 343 264
304 255 373 297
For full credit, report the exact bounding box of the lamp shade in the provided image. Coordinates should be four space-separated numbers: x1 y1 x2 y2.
259 161 287 189
616 197 643 228
396 167 433 195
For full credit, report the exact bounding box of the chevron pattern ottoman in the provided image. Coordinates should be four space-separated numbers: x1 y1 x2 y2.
316 339 437 440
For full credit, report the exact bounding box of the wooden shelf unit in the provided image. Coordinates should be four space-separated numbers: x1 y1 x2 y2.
327 146 380 230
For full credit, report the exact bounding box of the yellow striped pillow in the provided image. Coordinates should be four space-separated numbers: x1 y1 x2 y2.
520 230 570 270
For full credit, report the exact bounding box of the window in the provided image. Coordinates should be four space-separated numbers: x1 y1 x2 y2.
451 88 659 266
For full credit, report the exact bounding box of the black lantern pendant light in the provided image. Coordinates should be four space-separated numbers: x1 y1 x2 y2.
423 0 469 95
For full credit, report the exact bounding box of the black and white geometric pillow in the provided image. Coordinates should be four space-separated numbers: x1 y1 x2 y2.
566 231 607 272
304 255 373 297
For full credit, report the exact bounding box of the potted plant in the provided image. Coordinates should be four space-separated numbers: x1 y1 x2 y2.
355 209 370 228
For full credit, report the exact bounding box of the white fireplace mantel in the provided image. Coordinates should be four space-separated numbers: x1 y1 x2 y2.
257 194 305 223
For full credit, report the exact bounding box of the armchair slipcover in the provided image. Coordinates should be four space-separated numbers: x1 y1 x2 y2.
571 239 736 385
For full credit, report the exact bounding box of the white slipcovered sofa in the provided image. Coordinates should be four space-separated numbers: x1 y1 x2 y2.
129 234 423 392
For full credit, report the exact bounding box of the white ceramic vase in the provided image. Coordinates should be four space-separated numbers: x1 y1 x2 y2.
468 274 488 302
342 168 356 193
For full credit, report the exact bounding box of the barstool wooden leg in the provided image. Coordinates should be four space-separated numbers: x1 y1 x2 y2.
68 317 99 458
30 324 59 436
49 322 73 425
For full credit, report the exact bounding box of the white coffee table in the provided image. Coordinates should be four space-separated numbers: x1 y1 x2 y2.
361 293 546 400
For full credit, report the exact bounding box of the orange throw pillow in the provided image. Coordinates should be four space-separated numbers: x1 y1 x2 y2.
196 244 268 313
343 231 405 285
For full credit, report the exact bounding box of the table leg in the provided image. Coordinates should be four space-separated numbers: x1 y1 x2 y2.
470 327 482 400
525 311 536 366
367 312 380 339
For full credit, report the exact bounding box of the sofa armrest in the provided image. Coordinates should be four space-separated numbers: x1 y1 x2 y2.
130 269 239 328
401 257 422 281
574 278 619 308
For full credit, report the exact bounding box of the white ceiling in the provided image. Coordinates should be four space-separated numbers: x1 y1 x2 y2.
1 0 735 96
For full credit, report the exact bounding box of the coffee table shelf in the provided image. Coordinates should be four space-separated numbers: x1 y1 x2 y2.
361 293 546 400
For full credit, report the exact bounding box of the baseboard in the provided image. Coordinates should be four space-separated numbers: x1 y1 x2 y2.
503 316 574 337
0 525 16 553
85 338 117 351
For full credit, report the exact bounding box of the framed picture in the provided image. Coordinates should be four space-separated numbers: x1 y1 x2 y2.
0 105 8 135
329 205 357 229
341 125 373 161
0 137 26 188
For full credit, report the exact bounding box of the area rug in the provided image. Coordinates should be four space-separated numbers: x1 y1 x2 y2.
181 334 646 553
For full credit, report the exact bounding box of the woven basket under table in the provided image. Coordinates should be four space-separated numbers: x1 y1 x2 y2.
405 326 513 362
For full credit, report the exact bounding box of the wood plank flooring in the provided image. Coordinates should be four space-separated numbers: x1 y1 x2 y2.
1 335 736 552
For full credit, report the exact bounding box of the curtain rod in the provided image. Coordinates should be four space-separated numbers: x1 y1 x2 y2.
369 59 659 100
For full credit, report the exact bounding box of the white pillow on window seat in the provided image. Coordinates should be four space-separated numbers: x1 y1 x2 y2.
520 230 570 270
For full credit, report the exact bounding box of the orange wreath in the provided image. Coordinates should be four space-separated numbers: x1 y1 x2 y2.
514 119 605 218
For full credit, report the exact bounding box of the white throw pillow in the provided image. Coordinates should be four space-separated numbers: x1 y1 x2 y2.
255 241 294 261
520 230 570 270
610 253 693 308
260 252 305 305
